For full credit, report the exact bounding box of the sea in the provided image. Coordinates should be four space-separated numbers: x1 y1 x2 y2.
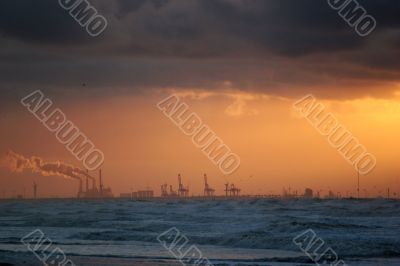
0 198 399 265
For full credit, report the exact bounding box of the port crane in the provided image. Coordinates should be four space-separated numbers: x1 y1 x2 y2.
178 174 189 197
203 174 215 197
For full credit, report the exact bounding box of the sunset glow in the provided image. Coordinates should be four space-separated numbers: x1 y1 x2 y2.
1 89 400 198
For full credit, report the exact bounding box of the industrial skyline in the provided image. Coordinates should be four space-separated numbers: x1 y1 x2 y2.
1 149 399 199
1 165 398 200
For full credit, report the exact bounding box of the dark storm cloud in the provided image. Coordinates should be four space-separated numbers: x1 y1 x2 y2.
0 0 399 102
0 0 91 43
0 0 374 55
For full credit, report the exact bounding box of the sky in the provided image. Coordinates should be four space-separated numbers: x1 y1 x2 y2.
1 0 400 198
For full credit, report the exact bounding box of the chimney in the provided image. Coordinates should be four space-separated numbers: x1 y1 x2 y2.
33 182 37 199
86 169 89 192
78 179 82 196
92 178 97 190
99 169 103 194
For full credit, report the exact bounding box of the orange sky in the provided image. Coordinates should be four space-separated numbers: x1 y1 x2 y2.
1 88 400 198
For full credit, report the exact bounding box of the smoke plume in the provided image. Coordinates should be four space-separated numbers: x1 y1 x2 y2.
1 150 93 180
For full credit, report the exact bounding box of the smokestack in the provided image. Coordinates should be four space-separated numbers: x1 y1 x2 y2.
33 182 37 199
99 169 103 194
85 169 93 192
78 178 82 197
92 178 97 191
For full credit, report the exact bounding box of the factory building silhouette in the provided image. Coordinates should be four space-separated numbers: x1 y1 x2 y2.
78 169 113 198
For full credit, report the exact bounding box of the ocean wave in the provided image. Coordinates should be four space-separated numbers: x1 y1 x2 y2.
0 198 399 259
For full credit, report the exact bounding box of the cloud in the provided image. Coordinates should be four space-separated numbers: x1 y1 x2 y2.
165 87 267 117
0 0 399 101
224 93 259 117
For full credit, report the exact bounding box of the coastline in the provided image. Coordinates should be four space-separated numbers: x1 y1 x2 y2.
1 250 400 266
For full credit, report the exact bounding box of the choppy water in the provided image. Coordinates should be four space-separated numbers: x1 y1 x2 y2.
0 198 399 265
